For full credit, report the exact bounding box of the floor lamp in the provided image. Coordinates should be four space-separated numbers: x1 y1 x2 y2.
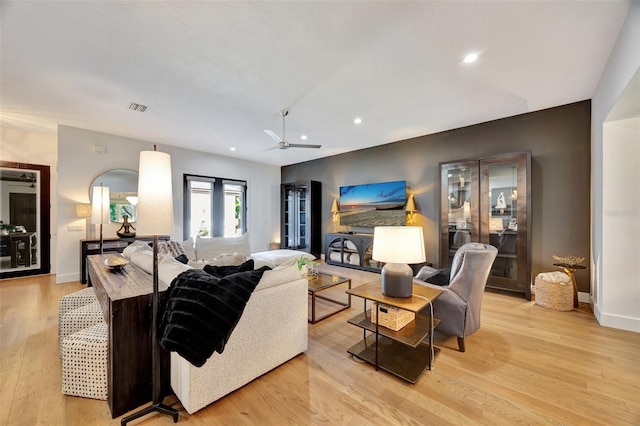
91 184 110 253
121 147 178 425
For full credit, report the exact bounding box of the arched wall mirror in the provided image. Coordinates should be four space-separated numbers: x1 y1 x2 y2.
90 169 138 223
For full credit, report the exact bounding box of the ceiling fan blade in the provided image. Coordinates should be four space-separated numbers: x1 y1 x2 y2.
264 129 282 143
286 143 322 149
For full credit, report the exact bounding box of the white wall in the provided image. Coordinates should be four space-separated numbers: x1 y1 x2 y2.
56 125 281 283
592 2 640 332
602 117 640 328
0 126 58 273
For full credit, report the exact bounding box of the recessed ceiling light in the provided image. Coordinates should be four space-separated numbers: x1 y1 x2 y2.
301 135 307 140
230 147 236 151
354 117 362 125
463 53 479 64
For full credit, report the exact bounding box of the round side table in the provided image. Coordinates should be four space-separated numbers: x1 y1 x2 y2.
553 263 587 308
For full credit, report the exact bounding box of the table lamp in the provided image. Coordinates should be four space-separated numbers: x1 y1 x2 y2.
121 146 178 424
76 203 92 239
372 226 426 298
91 185 110 253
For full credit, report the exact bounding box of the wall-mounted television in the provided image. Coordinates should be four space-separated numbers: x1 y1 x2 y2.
339 180 407 227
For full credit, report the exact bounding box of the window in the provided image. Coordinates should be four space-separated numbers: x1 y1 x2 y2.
183 175 247 240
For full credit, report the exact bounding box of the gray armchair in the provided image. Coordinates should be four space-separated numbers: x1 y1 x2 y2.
415 242 497 352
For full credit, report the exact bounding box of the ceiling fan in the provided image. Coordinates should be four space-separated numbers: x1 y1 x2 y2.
264 110 321 150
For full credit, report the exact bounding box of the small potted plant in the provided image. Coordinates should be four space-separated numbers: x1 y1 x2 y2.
297 255 320 279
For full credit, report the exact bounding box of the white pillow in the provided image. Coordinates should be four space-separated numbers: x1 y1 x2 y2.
195 233 251 260
130 250 154 274
182 237 196 261
123 241 152 259
159 255 193 288
157 240 186 258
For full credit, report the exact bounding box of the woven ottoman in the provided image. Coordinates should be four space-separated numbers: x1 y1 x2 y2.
61 322 108 400
59 287 97 323
59 300 104 355
535 271 573 311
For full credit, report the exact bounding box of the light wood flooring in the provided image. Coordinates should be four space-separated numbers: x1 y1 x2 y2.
1 266 639 425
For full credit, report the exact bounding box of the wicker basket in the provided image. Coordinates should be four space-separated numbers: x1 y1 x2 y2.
535 272 573 311
371 302 415 331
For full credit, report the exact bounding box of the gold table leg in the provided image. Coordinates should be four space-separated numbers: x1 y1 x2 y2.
560 267 579 309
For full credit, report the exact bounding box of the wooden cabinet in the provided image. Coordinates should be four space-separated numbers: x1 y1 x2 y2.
281 181 321 258
440 151 531 299
325 233 380 272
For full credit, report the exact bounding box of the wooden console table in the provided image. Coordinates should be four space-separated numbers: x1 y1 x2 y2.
87 254 171 418
80 235 169 284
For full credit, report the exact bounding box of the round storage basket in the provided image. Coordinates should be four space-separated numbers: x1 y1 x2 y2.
535 271 573 311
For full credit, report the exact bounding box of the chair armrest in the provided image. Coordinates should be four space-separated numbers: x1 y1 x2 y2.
414 280 467 337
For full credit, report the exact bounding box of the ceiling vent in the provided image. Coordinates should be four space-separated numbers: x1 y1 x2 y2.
128 102 148 113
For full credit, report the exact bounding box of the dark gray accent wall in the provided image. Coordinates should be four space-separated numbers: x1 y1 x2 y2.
282 100 591 293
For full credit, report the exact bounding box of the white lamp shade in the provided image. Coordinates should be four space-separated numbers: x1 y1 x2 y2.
91 186 110 224
372 226 425 264
136 150 174 236
330 198 339 213
76 203 92 218
405 194 416 212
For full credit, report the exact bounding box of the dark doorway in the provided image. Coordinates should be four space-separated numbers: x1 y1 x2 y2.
10 193 37 231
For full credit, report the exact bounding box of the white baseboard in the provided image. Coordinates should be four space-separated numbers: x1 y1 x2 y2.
593 301 640 333
56 273 79 284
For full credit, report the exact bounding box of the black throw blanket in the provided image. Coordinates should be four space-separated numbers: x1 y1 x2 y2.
158 266 270 367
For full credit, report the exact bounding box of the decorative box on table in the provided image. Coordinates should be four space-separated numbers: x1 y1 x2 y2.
371 302 415 331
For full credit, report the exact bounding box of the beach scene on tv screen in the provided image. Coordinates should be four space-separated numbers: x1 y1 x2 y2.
339 180 406 227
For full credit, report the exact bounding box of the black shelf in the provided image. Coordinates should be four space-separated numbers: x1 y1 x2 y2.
348 336 439 384
348 310 440 348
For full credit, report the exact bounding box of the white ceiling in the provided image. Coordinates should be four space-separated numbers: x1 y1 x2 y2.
0 1 631 167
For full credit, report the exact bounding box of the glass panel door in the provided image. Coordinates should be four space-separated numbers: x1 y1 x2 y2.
188 179 213 238
283 186 295 249
223 182 244 237
297 186 307 249
480 152 530 294
440 161 479 267
486 162 518 282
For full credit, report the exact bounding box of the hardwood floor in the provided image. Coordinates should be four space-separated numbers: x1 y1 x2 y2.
1 267 638 425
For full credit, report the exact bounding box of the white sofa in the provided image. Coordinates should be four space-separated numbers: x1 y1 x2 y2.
171 265 307 413
123 237 310 414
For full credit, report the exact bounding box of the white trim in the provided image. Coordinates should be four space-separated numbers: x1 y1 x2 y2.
593 299 640 333
56 273 79 284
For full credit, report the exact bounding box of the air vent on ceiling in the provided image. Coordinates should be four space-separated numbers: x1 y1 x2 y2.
128 102 148 113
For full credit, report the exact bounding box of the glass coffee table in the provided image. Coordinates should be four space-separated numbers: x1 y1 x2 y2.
307 273 351 324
